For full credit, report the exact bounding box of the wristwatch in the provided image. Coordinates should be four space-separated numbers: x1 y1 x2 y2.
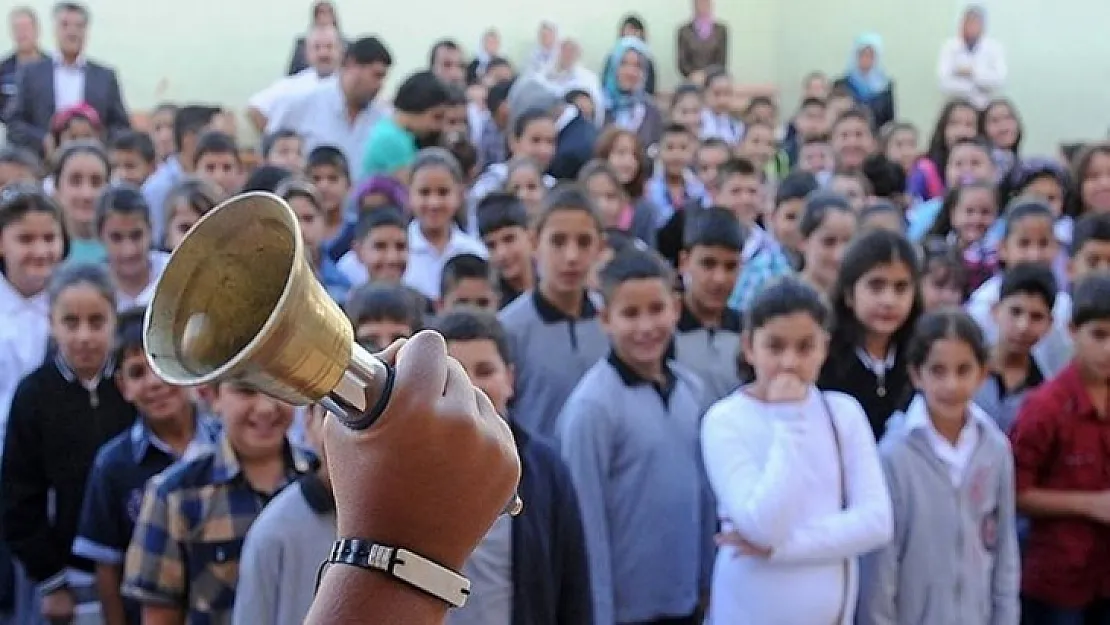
317 538 471 608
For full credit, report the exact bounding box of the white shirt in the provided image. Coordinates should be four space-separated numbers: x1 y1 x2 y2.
901 395 980 486
0 274 51 462
248 68 332 120
402 221 488 301
700 108 744 145
115 251 170 311
336 250 368 287
53 54 87 111
700 388 892 625
936 37 1008 109
266 77 387 170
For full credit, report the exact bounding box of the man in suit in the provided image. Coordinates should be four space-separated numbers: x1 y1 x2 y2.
0 7 45 122
4 2 128 158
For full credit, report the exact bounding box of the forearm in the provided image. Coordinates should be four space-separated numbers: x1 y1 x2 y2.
1017 489 1095 518
305 564 448 625
95 565 127 625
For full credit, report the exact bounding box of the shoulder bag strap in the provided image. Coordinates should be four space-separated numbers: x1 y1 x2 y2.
819 391 850 625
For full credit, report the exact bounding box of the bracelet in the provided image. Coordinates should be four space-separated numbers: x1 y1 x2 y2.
315 538 471 608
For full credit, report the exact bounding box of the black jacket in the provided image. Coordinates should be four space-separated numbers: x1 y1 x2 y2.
832 75 896 131
817 343 912 440
548 109 598 181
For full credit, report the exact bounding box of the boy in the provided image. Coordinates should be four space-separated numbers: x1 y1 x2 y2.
784 97 829 166
693 138 731 197
122 382 312 624
674 207 745 400
0 145 40 186
337 207 408 287
826 85 856 128
862 153 909 210
477 79 513 169
558 249 712 625
651 124 705 265
95 186 171 310
276 178 351 303
830 107 877 172
798 135 833 182
192 130 245 197
1069 211 1110 276
74 309 221 625
829 169 872 212
476 192 535 308
305 146 355 262
344 282 424 352
700 68 741 145
142 104 223 242
973 263 1056 432
109 131 157 188
433 309 593 625
443 83 470 139
736 119 789 182
261 129 304 173
439 253 499 313
1011 273 1110 623
765 171 819 263
233 404 333 625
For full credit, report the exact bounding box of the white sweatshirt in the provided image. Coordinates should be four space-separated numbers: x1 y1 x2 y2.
700 387 893 625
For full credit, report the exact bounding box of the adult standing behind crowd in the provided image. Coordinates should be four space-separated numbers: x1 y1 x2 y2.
833 33 895 130
4 2 129 159
248 24 343 134
0 7 45 122
287 0 345 76
676 0 728 82
601 16 656 96
936 4 1007 109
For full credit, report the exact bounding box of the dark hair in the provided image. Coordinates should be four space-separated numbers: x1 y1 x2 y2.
1012 160 1070 213
564 88 592 106
445 135 478 179
487 80 515 114
305 145 351 182
109 130 156 164
534 184 604 235
411 147 464 183
830 229 922 350
430 308 512 365
192 131 240 168
906 309 988 371
1071 143 1110 215
486 57 512 74
162 177 220 242
240 165 292 193
800 97 827 110
444 83 468 107
0 184 66 276
859 200 907 233
260 129 301 158
979 98 1023 153
670 83 702 108
577 159 625 197
736 276 831 381
394 71 452 114
998 262 1057 311
0 145 42 175
703 67 731 90
172 105 222 153
512 108 552 140
716 157 760 187
684 206 746 251
862 153 907 199
345 36 393 67
775 171 820 206
699 137 731 154
832 107 874 133
828 84 853 100
597 248 672 304
1070 212 1110 258
595 127 648 199
345 282 422 329
661 122 695 140
802 134 831 147
878 120 918 153
477 191 529 238
927 179 998 240
921 237 967 297
1071 273 1110 327
428 39 460 68
275 177 323 212
620 14 646 37
52 2 88 23
95 184 150 234
353 206 407 241
53 140 109 180
799 191 854 239
48 261 115 310
112 306 147 365
926 98 979 176
744 96 777 117
1002 198 1054 239
440 253 492 299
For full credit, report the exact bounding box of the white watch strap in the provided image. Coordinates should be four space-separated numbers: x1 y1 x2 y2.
322 538 472 608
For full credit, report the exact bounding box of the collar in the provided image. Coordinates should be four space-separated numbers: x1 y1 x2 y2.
677 300 742 333
406 221 466 255
210 433 313 485
855 345 897 376
54 351 115 384
532 288 597 323
742 225 771 262
299 471 336 515
129 410 222 464
607 350 677 404
902 393 988 437
1052 363 1102 421
990 357 1044 401
52 52 86 69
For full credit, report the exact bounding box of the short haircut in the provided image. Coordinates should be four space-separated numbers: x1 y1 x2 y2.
998 262 1057 311
671 83 702 107
345 36 393 67
802 134 831 147
0 145 42 174
832 107 874 131
428 39 460 68
534 184 604 234
95 184 150 234
260 129 301 158
683 206 746 251
800 191 855 238
430 308 512 366
275 177 322 212
172 105 222 152
476 192 529 239
800 97 826 110
698 137 730 155
393 71 452 114
112 306 147 365
345 282 423 329
240 165 292 193
775 171 819 206
487 80 515 114
598 248 673 304
862 153 906 199
109 130 156 164
512 107 552 140
1003 198 1054 239
832 169 874 195
305 145 351 180
192 130 240 168
486 57 511 73
440 253 491 298
703 67 731 88
716 157 760 186
1071 273 1110 327
1070 212 1110 258
52 2 88 22
661 122 694 140
354 206 407 242
444 82 467 106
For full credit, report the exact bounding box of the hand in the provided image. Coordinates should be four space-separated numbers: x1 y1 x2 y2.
715 521 774 559
765 372 808 403
1086 491 1110 523
41 587 75 623
322 331 521 571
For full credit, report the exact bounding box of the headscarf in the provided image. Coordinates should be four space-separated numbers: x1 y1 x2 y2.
351 175 408 212
961 4 986 50
51 102 101 134
693 0 714 40
475 29 498 78
602 37 651 115
530 20 560 73
846 33 890 99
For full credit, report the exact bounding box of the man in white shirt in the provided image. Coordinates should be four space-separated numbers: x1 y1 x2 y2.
936 4 1007 109
246 25 343 134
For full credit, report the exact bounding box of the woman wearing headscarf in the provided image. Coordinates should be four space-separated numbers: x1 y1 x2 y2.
937 4 1007 109
602 37 664 151
544 38 605 126
601 15 656 95
833 33 896 130
528 20 560 73
466 29 502 85
287 0 344 75
676 0 728 81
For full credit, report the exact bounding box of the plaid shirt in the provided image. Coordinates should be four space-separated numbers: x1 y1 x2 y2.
728 228 796 312
121 434 311 625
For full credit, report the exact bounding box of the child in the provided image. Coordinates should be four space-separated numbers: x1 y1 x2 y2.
858 309 1019 624
0 146 40 186
645 123 704 232
579 159 655 246
879 121 919 183
1071 143 1110 216
109 131 157 188
276 178 351 303
766 171 820 265
304 146 355 262
148 103 178 164
737 120 786 181
693 137 732 196
859 201 907 235
1069 211 1110 275
469 109 558 230
141 104 222 242
2 264 136 624
438 253 499 313
337 206 408 288
798 135 834 180
161 177 221 252
829 170 872 212
74 309 221 625
980 98 1023 176
596 128 651 203
784 97 829 166
476 192 535 308
499 185 607 440
908 98 979 202
96 185 171 310
403 149 488 301
192 130 244 197
261 129 304 173
670 84 704 138
559 249 713 625
54 141 111 265
700 68 742 145
798 191 857 296
675 207 745 400
830 107 877 172
862 153 909 210
927 180 1000 292
703 277 892 625
344 282 424 351
907 138 997 242
360 70 452 180
919 240 966 312
503 157 548 219
1010 273 1110 623
972 263 1055 432
819 229 922 439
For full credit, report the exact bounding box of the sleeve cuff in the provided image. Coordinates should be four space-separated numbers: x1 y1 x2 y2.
120 583 184 608
38 571 67 595
72 537 124 565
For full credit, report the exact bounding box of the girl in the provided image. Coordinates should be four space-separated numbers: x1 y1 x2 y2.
819 229 922 439
669 84 704 138
833 33 895 130
858 309 1019 625
1 264 136 625
1005 160 1071 284
702 277 892 625
467 110 557 232
908 99 979 202
161 177 220 252
95 185 171 310
979 98 1023 178
578 159 655 246
503 157 547 219
919 239 966 311
351 176 408 215
602 37 664 151
403 148 487 301
798 191 857 296
927 180 1000 292
1070 142 1110 216
879 121 919 182
595 127 653 208
149 103 179 164
50 104 103 152
907 138 996 242
53 141 111 265
278 177 351 304
859 201 907 235
700 68 742 145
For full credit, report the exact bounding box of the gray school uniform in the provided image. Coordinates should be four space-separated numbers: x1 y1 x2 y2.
498 290 607 441
671 304 742 401
858 399 1020 625
972 362 1045 434
557 353 715 625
